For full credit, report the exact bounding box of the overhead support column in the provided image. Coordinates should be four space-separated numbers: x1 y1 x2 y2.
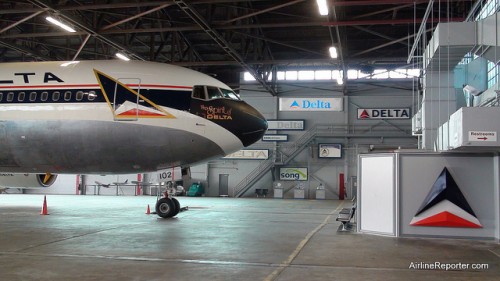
421 71 457 150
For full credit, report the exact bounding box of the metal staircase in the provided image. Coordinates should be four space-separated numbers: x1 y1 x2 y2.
233 122 413 197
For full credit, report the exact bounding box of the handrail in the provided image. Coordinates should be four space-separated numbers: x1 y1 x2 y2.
233 122 412 197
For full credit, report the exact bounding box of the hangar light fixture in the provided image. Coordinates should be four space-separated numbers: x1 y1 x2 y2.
329 46 338 59
115 52 130 61
60 61 80 67
316 0 329 16
45 16 76 33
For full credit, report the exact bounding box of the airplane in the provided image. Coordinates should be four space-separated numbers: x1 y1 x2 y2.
0 60 268 218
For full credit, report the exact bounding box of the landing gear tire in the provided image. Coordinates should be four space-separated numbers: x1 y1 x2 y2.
155 197 176 218
171 197 181 217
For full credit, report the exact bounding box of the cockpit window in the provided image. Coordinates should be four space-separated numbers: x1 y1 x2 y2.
206 86 223 100
220 88 240 100
192 85 205 100
192 85 241 101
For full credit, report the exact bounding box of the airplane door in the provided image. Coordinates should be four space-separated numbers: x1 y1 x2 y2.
113 78 141 121
219 174 229 196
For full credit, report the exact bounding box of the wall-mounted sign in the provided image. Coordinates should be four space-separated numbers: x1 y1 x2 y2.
279 98 343 111
468 131 497 142
318 144 342 158
357 108 410 119
267 120 305 130
223 149 269 160
279 167 308 181
262 134 288 142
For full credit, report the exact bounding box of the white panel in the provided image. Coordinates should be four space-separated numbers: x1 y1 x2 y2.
279 97 343 111
360 155 395 235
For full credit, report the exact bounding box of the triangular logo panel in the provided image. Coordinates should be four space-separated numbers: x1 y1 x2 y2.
359 109 370 119
290 100 300 109
93 69 175 119
410 167 482 228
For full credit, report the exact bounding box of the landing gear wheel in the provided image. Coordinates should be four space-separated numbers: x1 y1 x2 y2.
155 197 175 218
171 197 181 217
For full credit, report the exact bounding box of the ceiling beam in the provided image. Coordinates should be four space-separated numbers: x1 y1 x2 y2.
174 0 277 95
26 0 145 61
332 0 472 6
221 0 306 25
0 11 45 34
0 16 466 39
100 3 171 31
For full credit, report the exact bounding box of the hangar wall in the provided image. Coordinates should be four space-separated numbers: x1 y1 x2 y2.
204 79 418 198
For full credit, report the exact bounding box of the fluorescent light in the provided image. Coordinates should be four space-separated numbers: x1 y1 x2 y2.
316 0 328 16
116 52 130 61
329 46 338 59
46 16 76 33
60 61 79 67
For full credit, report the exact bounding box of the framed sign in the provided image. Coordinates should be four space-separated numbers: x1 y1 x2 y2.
262 134 288 142
279 167 308 181
267 120 305 130
223 149 269 160
357 108 410 119
279 98 343 111
318 144 342 158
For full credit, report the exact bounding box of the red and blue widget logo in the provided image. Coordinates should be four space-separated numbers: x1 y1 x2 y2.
410 167 481 228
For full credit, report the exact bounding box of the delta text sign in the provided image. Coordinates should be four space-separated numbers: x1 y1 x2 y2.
267 120 304 130
223 149 269 160
357 108 410 119
279 98 343 111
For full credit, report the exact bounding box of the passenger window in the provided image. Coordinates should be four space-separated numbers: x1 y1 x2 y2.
52 91 60 101
76 91 83 101
64 91 71 101
18 92 25 102
206 86 222 99
192 86 206 100
88 91 96 101
7 92 14 102
29 92 37 102
41 91 48 101
0 92 3 102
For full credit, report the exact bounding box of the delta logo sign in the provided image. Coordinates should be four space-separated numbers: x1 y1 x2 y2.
279 98 343 111
357 108 410 119
410 167 482 228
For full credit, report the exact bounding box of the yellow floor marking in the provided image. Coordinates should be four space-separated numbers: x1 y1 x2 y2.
263 201 346 281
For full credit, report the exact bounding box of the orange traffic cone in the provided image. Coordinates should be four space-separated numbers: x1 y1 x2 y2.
145 204 151 215
40 195 49 215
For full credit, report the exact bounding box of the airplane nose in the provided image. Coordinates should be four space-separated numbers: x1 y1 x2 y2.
240 107 268 147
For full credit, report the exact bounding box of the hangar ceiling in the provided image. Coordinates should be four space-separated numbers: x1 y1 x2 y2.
0 0 477 91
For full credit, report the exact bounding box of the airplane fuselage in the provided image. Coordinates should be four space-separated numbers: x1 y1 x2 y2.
0 60 267 174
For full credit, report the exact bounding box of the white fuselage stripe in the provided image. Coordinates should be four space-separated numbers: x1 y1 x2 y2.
0 103 242 155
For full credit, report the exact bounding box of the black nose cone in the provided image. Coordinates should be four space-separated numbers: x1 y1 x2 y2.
240 109 268 147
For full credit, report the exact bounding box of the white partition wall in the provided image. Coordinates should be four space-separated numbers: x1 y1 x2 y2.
358 152 499 240
358 155 397 236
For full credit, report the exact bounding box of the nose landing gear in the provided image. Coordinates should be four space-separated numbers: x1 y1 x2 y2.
154 181 184 218
155 196 180 218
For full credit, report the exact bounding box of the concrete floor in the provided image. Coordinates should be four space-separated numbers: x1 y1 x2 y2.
0 195 498 281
